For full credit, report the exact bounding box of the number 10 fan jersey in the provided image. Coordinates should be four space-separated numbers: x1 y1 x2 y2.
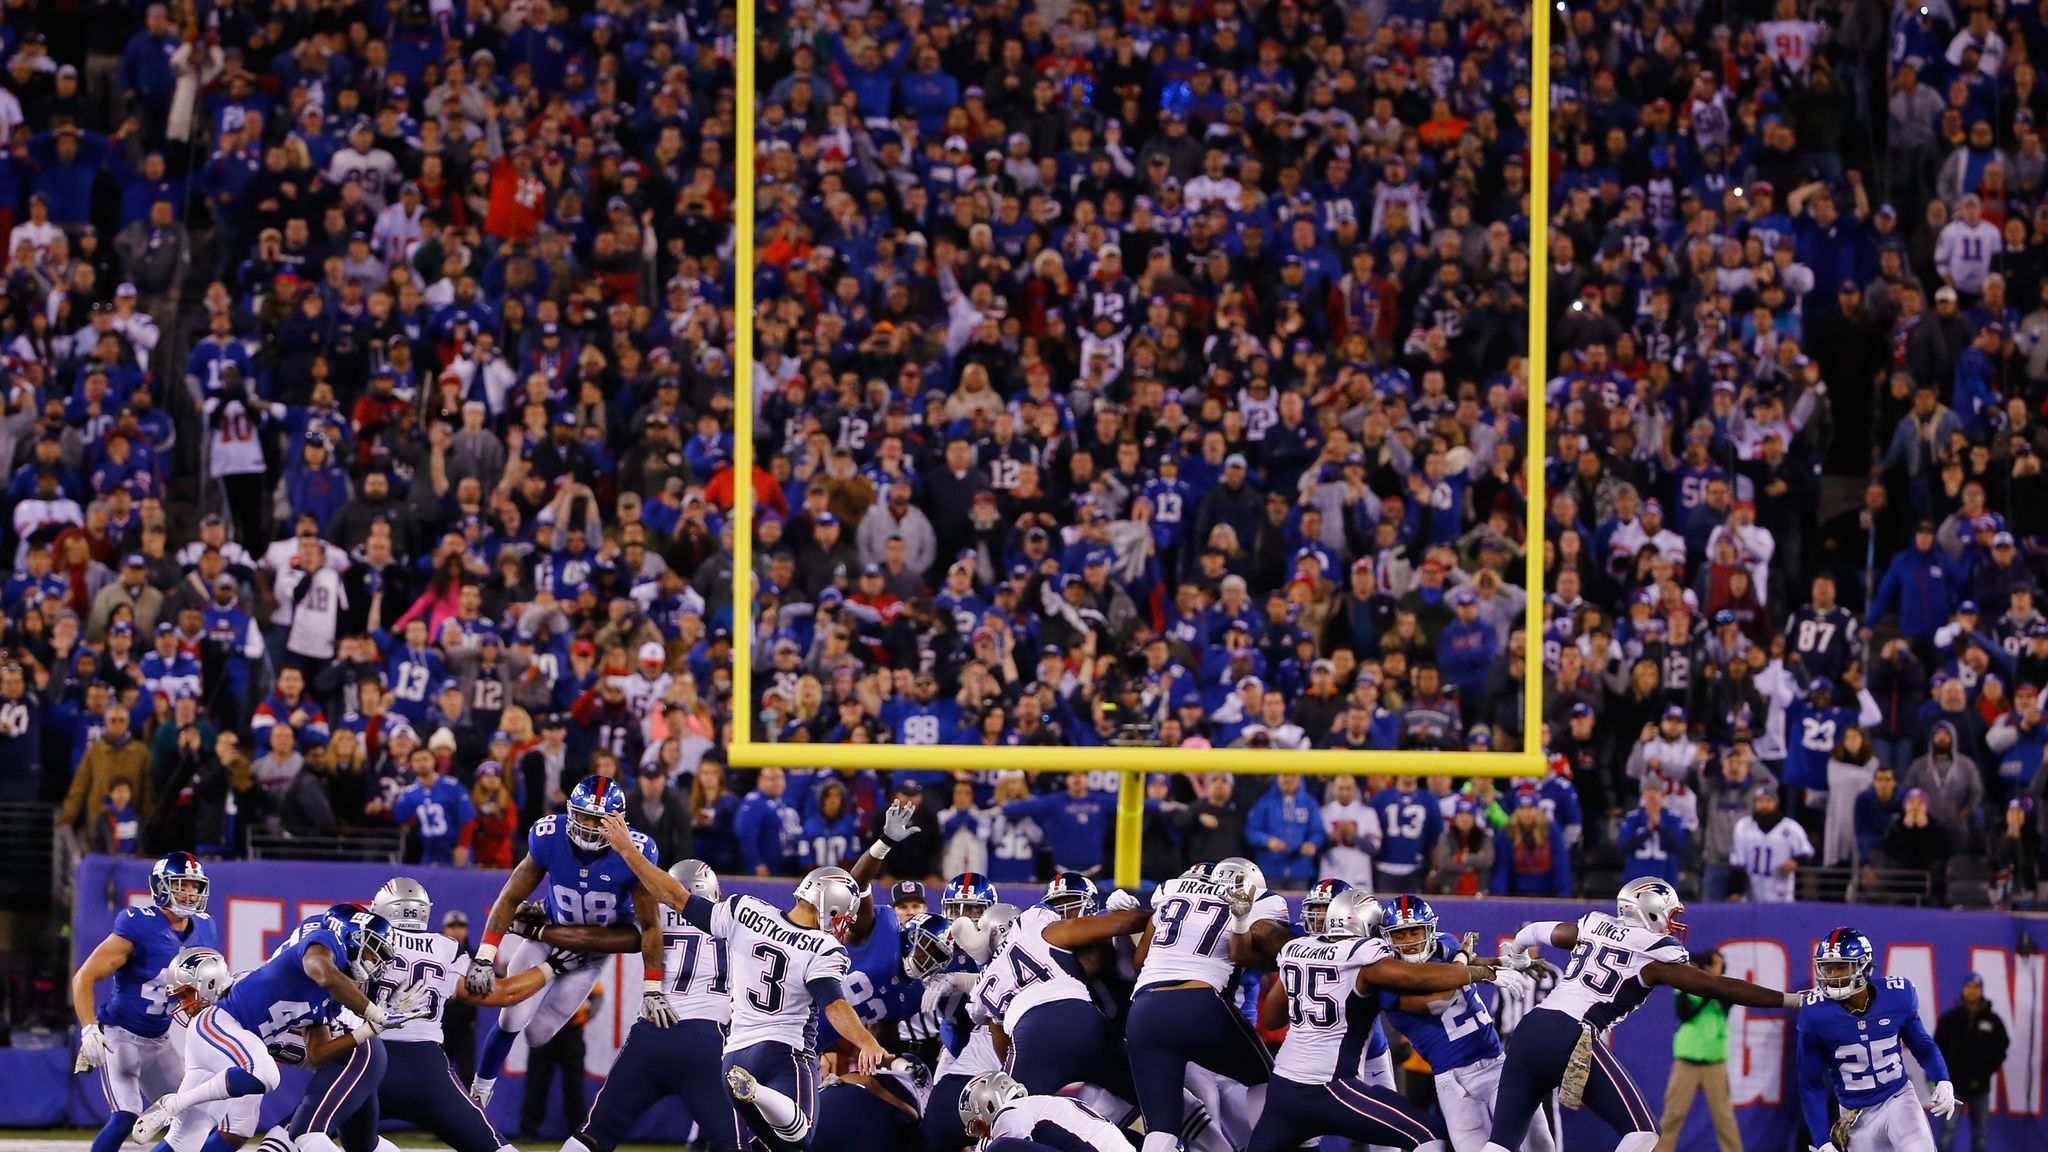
1136 876 1288 991
709 894 850 1052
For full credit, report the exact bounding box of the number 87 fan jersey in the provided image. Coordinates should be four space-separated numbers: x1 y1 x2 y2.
1136 876 1288 991
707 894 851 1052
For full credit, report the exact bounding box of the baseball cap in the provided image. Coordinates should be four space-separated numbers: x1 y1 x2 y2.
639 641 666 664
889 880 927 906
1223 453 1249 470
1663 704 1687 722
122 553 145 567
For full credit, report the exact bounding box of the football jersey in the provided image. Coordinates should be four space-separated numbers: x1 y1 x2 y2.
1137 877 1288 991
1378 932 1502 1072
619 671 673 723
936 958 1002 1080
101 904 221 1037
373 927 465 1044
379 638 446 725
657 903 732 1025
1271 934 1396 1083
988 1094 1127 1152
528 813 656 927
218 912 355 1040
994 905 1093 1029
1732 818 1814 903
1540 912 1688 1033
709 894 852 1052
818 908 917 1047
1796 976 1951 1141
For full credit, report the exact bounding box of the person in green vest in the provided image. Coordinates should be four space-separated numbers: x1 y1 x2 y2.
1655 948 1743 1152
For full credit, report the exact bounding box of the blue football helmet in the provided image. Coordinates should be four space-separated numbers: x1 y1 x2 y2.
942 873 997 921
325 904 400 984
901 912 956 980
1043 872 1098 919
1814 928 1876 1001
1299 878 1351 935
1381 895 1440 963
566 774 627 851
151 852 210 918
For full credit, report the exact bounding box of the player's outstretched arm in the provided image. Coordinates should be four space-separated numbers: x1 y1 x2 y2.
1042 908 1152 948
1644 960 1801 1008
1361 957 1496 995
302 941 374 1015
510 917 644 953
821 994 889 1074
299 1023 363 1067
597 813 719 929
1229 919 1294 971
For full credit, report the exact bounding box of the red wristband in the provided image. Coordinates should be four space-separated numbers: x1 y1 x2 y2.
482 930 504 948
644 966 664 984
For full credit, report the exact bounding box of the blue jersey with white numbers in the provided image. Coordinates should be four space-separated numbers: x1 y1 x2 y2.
528 813 656 926
1796 977 1951 1141
817 907 920 1048
101 905 221 1037
1378 933 1501 1071
218 914 350 1040
375 634 446 726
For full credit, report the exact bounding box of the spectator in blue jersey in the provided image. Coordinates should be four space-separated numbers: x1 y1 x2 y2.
1868 521 1963 656
1370 774 1443 895
799 778 861 870
1618 779 1687 885
1245 772 1325 884
734 765 801 877
390 747 476 866
1436 588 1499 704
0 665 44 805
1493 791 1573 898
1001 770 1113 876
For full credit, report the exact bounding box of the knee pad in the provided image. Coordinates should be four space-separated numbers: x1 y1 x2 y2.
225 1068 271 1098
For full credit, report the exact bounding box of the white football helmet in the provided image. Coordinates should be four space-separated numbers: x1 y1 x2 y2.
668 859 721 901
1615 877 1687 940
166 947 234 1006
1321 889 1384 940
794 866 861 940
371 877 433 931
959 1071 1027 1136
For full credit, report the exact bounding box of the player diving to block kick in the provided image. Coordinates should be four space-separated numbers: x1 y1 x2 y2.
525 861 747 1152
1796 928 1955 1152
1247 889 1507 1152
593 810 890 1152
73 854 223 1152
465 775 667 1107
1478 878 1805 1152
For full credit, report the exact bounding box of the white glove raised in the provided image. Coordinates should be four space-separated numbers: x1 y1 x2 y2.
1225 877 1258 933
76 1023 110 1072
1927 1080 1957 1120
1507 945 1535 971
882 798 919 843
641 982 678 1028
464 947 498 997
1104 889 1140 913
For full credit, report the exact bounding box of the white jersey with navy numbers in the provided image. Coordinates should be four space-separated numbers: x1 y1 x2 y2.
988 1094 1128 1152
994 905 1093 1029
373 928 464 1044
708 894 849 1052
1137 879 1288 991
1541 911 1688 1033
1272 934 1397 1083
659 903 731 1024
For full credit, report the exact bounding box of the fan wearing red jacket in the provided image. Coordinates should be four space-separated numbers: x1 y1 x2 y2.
485 147 547 243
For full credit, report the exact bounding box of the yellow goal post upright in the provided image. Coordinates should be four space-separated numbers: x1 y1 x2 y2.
728 3 1551 890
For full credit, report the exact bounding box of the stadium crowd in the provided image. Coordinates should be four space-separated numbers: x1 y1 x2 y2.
3 0 2048 908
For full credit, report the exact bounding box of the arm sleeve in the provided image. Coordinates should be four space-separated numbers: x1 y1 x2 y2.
1902 994 1952 1083
1796 1020 1837 1144
806 976 846 1009
1513 921 1562 953
679 893 714 932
